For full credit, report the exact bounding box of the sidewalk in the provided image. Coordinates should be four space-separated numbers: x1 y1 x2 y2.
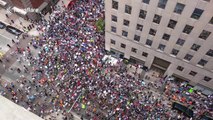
0 0 72 37
0 7 40 36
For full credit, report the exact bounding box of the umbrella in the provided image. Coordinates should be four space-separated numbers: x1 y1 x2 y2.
81 103 86 109
189 88 194 93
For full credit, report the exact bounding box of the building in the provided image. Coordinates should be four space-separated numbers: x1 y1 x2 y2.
105 0 213 94
2 0 59 20
0 95 43 120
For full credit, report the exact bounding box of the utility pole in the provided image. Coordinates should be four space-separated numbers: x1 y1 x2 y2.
68 88 85 113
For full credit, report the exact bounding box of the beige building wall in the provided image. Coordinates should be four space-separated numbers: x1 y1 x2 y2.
105 0 213 90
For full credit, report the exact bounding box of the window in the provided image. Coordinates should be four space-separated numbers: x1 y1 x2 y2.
199 30 211 40
191 8 204 20
123 19 130 26
176 38 185 46
112 15 117 22
184 54 193 61
136 24 143 31
158 44 166 51
125 5 132 14
122 30 128 37
203 76 211 82
206 49 213 57
197 59 208 66
168 19 177 29
209 17 213 24
112 0 118 10
139 9 147 19
153 14 162 24
111 39 116 44
183 25 194 34
142 0 150 4
162 33 170 41
142 52 148 57
158 0 168 9
177 66 184 71
171 49 179 56
174 3 185 14
191 44 201 51
111 26 116 33
134 35 140 42
189 71 197 76
149 28 156 36
121 43 126 48
146 39 152 46
131 48 137 53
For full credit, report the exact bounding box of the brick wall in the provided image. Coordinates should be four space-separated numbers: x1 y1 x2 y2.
30 0 45 8
10 0 24 9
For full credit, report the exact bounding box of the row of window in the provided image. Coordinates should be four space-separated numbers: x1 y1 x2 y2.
142 0 210 4
112 15 212 40
112 0 213 23
110 39 212 66
159 1 204 20
111 41 212 82
111 27 213 57
111 39 149 57
176 66 212 82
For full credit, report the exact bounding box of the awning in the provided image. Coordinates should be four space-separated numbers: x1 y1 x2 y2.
0 0 7 6
202 89 213 95
12 7 27 15
194 86 205 91
202 89 213 96
37 2 48 13
152 63 167 71
194 84 213 96
172 74 190 82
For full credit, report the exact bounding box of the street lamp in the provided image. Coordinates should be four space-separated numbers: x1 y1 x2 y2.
68 88 85 113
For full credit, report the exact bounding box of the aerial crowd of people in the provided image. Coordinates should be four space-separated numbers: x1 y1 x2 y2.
0 0 212 120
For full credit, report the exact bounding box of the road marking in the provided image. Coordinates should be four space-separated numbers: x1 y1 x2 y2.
6 7 12 14
71 112 81 120
0 51 5 58
0 33 12 40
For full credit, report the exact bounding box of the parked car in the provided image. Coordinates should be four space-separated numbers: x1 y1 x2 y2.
0 21 6 29
6 26 23 36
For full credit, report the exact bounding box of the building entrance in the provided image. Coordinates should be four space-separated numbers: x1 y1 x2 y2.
110 48 124 59
150 57 171 77
129 56 145 65
171 74 190 84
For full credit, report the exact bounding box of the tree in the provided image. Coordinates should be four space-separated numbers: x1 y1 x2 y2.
95 18 105 33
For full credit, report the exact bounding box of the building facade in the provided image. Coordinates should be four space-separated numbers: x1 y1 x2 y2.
7 0 45 9
3 0 59 20
105 0 213 92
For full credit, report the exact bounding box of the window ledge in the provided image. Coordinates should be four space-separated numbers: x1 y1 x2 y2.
196 64 204 68
121 36 128 39
182 59 190 63
170 54 177 57
145 45 151 48
157 49 164 53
